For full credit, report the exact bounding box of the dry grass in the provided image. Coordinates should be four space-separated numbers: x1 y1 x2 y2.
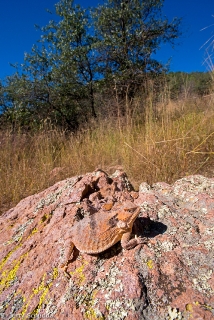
1 95 214 214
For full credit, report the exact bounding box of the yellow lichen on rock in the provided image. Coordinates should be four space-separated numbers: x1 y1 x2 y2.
0 252 28 294
146 259 153 269
70 259 88 285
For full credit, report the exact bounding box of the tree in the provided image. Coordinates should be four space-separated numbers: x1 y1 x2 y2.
93 0 181 100
0 0 183 131
0 73 39 131
1 0 98 131
42 0 98 120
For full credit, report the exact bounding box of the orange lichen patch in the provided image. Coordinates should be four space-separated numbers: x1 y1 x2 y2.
102 203 114 211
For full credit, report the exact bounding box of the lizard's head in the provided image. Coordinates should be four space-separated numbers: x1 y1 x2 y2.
116 207 140 230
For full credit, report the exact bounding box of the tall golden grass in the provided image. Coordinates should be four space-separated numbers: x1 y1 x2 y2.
1 93 214 214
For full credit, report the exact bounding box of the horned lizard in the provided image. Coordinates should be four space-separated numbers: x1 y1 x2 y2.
61 206 146 272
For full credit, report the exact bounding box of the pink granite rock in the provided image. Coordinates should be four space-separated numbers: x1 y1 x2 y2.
0 171 213 319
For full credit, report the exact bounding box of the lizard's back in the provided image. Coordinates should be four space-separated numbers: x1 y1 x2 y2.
71 210 129 254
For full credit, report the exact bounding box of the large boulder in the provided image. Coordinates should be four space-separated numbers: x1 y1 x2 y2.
0 170 213 319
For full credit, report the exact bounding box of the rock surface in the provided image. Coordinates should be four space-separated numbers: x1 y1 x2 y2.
0 170 213 320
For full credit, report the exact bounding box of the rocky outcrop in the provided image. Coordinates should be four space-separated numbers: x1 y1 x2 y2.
0 170 213 319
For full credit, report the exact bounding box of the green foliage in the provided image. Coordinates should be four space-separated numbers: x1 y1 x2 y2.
92 0 181 96
1 0 183 131
1 0 98 131
167 72 212 99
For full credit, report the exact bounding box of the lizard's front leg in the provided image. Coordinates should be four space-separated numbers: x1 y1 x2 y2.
121 232 147 250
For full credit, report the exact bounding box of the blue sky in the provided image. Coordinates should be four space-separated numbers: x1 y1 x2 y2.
0 0 213 79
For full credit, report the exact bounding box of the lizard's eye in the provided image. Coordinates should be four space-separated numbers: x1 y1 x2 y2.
117 220 127 229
